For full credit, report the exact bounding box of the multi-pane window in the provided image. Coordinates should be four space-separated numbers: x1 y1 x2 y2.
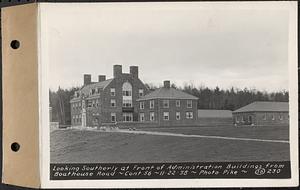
111 99 116 107
123 113 133 122
140 113 145 122
187 100 192 108
272 114 275 120
139 89 144 97
163 112 169 120
186 112 193 119
96 99 99 107
92 100 96 107
111 113 116 122
140 102 144 109
123 99 132 107
176 112 180 120
163 100 169 108
110 88 115 96
150 112 155 121
279 114 283 120
150 100 154 109
176 100 180 107
122 90 132 96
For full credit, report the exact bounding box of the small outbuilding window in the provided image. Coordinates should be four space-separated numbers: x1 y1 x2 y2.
272 114 275 120
263 113 267 120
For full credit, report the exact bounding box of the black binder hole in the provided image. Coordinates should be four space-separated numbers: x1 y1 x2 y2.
11 142 20 152
10 40 20 49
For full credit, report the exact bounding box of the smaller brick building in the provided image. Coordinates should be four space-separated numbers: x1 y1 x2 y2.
233 101 289 126
137 81 198 127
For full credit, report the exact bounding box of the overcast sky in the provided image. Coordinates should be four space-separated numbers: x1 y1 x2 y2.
43 3 290 92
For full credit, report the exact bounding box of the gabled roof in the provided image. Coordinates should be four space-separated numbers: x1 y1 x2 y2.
198 109 232 118
80 79 113 96
233 101 289 113
137 87 198 101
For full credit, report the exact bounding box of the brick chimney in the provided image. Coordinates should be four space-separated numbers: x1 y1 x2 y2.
163 80 170 88
113 65 122 78
84 74 92 85
98 75 106 82
130 66 138 78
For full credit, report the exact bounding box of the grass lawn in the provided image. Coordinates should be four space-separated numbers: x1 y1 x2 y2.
141 125 289 140
50 125 289 163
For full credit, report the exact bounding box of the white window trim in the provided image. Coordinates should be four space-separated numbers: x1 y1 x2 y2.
150 100 154 109
110 88 115 96
163 112 169 120
140 113 145 122
279 114 283 120
272 114 275 120
140 102 144 109
263 113 267 120
176 112 180 120
186 112 193 119
150 112 155 121
111 99 116 107
187 100 192 108
176 100 180 107
139 89 144 97
123 113 133 122
111 113 116 122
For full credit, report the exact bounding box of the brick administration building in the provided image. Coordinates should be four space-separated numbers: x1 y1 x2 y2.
70 65 198 127
137 81 198 127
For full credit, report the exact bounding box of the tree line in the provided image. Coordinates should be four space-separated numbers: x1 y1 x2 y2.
50 84 288 124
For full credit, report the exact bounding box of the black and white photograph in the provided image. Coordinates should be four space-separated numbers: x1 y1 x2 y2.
39 1 297 187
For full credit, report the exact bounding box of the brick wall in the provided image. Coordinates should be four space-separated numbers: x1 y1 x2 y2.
138 99 198 127
233 112 289 126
